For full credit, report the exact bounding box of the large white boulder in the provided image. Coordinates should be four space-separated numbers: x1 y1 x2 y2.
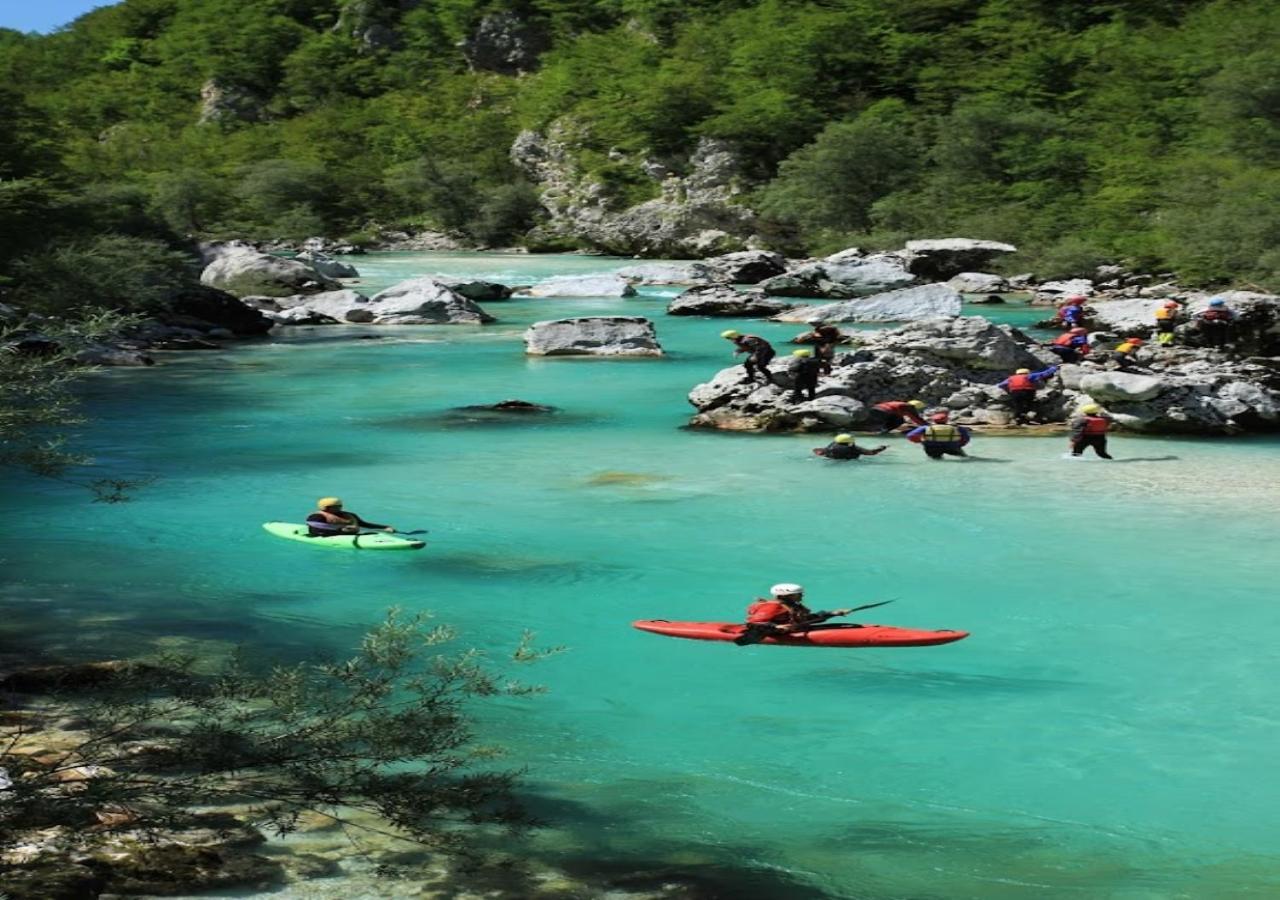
1079 371 1166 402
615 262 710 285
200 248 339 298
771 283 962 324
368 278 496 324
525 274 636 298
296 250 359 278
1033 279 1095 302
524 316 663 356
699 250 787 284
947 272 1009 294
761 257 916 298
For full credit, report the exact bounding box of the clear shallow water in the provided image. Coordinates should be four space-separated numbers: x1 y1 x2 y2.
4 253 1279 898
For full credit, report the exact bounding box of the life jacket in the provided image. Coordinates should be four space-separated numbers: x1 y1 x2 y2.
1154 307 1176 321
1116 341 1139 354
1081 415 1110 435
1201 308 1231 322
923 424 961 443
746 599 793 624
1052 333 1077 347
874 401 909 414
313 509 357 527
1006 373 1035 392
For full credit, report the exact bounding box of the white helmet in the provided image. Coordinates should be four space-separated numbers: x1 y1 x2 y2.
770 583 804 597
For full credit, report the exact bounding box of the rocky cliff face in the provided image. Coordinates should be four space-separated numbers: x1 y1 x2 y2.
511 123 759 257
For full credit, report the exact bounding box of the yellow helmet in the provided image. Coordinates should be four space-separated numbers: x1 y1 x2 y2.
792 348 813 357
834 434 854 444
909 400 926 409
1081 404 1102 414
721 330 740 339
1016 368 1031 375
317 497 343 509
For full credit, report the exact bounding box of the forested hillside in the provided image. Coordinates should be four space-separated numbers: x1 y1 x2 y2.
3 0 1279 287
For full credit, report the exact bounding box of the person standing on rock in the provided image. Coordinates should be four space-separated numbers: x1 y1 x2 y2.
1113 337 1146 370
1197 298 1236 348
906 412 972 460
1048 327 1090 363
789 348 822 402
722 330 776 385
1055 296 1089 329
1154 300 1182 345
1069 404 1114 458
867 399 928 433
794 324 844 374
997 365 1059 424
814 434 887 460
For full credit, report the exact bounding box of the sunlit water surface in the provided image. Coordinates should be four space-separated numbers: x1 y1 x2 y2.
4 252 1279 898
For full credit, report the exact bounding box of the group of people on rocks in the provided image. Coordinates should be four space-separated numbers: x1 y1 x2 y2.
1050 294 1238 355
720 314 1126 462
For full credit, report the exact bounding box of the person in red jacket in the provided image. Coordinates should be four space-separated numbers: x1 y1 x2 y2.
741 584 856 642
1069 404 1114 458
867 399 927 433
1047 327 1090 363
997 365 1059 424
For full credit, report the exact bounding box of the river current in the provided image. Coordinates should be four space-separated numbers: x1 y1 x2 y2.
5 252 1279 898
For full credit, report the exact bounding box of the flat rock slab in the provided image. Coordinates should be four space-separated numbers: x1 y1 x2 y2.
524 316 663 356
525 274 637 297
771 283 962 323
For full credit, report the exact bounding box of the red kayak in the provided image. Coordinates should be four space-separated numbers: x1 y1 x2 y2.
632 620 968 648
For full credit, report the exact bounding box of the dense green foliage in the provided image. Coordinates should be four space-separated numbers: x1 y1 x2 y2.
2 0 1280 283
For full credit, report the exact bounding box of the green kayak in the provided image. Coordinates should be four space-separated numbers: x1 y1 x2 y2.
262 522 425 551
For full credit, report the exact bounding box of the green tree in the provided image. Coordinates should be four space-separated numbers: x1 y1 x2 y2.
9 235 195 316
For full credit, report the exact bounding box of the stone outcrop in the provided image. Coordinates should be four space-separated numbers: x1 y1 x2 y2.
246 281 496 325
771 283 963 324
686 316 1280 434
200 248 338 298
524 316 663 356
1033 278 1095 302
1084 291 1280 355
512 124 758 256
163 285 273 335
759 255 917 298
699 250 787 284
901 239 1017 280
432 278 514 302
296 250 358 279
197 79 262 126
524 274 637 298
667 284 795 317
459 11 549 74
948 272 1009 294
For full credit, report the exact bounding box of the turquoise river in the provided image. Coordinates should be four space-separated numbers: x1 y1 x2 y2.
5 252 1280 898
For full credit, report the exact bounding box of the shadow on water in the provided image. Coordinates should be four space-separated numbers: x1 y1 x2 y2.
416 550 642 585
797 665 1081 696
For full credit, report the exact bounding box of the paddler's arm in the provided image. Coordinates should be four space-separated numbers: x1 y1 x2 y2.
352 514 395 532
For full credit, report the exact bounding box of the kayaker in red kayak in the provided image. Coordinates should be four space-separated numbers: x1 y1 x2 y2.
306 497 395 536
745 584 856 633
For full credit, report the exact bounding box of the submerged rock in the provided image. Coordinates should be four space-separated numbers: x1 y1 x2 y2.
667 284 794 317
771 283 962 324
455 399 557 414
524 316 663 356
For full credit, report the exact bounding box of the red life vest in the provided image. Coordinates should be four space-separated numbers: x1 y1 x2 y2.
874 401 909 414
746 599 793 624
1052 333 1076 346
1006 373 1035 391
1081 415 1110 435
1201 308 1231 322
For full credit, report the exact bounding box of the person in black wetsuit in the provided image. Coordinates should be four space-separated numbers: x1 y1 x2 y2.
789 348 822 402
306 497 395 536
794 324 844 374
722 330 775 385
813 434 887 460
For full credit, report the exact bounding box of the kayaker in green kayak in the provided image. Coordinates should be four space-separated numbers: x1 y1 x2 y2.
306 497 394 537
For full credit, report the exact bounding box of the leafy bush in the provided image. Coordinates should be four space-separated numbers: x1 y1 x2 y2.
10 235 196 316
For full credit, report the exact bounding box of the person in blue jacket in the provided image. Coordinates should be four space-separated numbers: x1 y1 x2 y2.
996 365 1060 424
906 412 972 460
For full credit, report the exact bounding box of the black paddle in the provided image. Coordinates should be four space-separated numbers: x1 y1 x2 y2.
733 599 896 646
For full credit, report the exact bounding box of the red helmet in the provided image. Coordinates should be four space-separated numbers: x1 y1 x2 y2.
1066 296 1086 305
1069 327 1087 334
931 412 950 423
1126 337 1145 345
1163 300 1179 308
